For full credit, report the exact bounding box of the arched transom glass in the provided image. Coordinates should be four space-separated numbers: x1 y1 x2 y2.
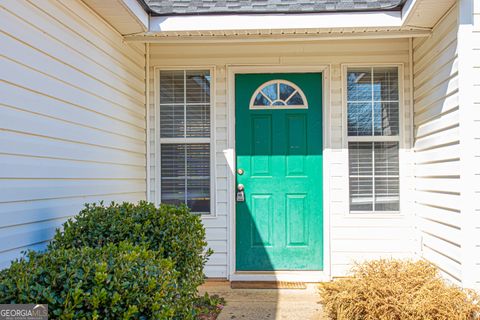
249 80 308 109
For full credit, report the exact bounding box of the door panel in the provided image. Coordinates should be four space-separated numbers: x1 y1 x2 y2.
251 115 272 176
235 73 323 271
251 194 273 247
286 194 308 246
286 114 307 176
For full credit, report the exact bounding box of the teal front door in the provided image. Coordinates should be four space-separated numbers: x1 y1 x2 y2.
235 73 323 271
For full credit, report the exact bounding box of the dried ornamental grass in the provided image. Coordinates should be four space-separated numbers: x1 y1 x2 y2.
319 259 480 320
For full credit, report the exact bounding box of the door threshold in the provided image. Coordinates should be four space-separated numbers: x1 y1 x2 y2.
230 271 328 282
231 281 307 289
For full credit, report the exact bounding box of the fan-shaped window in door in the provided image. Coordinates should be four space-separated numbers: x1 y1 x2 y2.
249 80 308 109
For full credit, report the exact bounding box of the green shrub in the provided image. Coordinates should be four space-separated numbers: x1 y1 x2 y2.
319 259 480 320
0 242 181 319
49 201 212 312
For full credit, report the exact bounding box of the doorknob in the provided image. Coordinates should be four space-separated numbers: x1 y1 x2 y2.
237 184 244 191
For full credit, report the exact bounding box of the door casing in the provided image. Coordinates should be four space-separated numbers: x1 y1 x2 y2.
226 65 331 282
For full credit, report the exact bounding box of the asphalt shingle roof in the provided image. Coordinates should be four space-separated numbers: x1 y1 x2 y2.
144 0 405 16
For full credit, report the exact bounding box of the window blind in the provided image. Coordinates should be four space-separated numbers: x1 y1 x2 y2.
349 142 399 212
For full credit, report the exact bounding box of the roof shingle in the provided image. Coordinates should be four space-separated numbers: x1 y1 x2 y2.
145 0 405 16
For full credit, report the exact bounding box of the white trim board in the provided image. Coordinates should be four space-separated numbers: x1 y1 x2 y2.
226 65 332 282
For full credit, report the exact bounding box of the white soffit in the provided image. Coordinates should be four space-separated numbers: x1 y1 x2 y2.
402 0 457 28
83 0 148 35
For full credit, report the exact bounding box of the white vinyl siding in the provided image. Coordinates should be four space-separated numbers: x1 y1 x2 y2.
148 39 415 278
412 6 462 284
0 0 146 268
472 0 480 289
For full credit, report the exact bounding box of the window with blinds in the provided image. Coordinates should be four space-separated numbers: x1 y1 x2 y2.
159 70 211 214
346 67 400 213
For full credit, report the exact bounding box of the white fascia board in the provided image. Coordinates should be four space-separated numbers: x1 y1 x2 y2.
149 11 403 32
121 0 149 31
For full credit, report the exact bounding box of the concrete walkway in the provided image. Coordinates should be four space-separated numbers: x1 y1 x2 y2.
199 281 324 320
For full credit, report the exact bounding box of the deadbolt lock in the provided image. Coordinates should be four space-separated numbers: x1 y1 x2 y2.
236 184 245 202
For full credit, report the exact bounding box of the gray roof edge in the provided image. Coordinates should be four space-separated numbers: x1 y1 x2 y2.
143 0 407 17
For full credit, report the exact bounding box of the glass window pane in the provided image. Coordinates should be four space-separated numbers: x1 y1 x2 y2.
161 144 186 204
161 144 185 178
160 104 184 138
250 80 307 109
287 92 304 105
349 142 399 212
347 67 399 137
262 83 277 101
374 142 399 176
186 70 210 103
348 102 373 136
347 68 372 101
187 178 210 213
159 69 212 214
349 142 373 176
186 104 210 137
254 93 270 106
350 177 373 211
279 83 295 100
375 177 400 211
374 102 399 136
187 144 210 213
349 142 374 211
160 71 184 104
373 67 399 101
160 143 211 214
161 178 185 205
186 144 210 177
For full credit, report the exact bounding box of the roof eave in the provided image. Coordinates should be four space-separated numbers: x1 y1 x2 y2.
84 0 149 35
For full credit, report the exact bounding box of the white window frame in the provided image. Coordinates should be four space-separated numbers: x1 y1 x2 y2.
249 79 309 109
155 67 216 216
342 64 404 215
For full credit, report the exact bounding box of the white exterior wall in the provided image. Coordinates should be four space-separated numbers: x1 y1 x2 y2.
148 39 416 278
0 0 146 268
413 1 480 289
412 6 463 284
470 0 480 289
